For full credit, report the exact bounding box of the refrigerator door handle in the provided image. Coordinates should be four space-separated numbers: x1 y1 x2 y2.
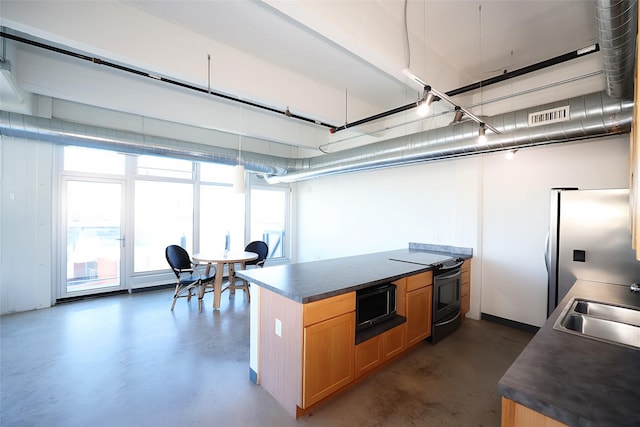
544 231 550 273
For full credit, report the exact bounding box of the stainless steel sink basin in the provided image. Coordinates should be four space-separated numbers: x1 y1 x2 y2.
553 298 640 349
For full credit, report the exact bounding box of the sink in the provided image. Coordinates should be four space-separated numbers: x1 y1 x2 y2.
553 298 640 350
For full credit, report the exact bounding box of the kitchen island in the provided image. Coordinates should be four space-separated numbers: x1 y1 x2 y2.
498 280 640 426
236 245 471 417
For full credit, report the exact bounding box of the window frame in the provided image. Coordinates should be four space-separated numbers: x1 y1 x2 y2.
55 146 292 296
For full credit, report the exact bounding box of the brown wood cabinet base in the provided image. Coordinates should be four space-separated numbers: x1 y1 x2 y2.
501 397 568 427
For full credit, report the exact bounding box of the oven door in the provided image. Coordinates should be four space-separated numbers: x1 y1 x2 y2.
430 267 462 343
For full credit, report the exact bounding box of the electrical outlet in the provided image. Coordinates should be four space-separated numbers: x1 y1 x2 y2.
275 318 282 337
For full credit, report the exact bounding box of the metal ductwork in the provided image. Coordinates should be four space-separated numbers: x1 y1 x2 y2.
0 5 635 183
0 111 299 176
0 92 632 184
264 91 633 183
595 0 638 101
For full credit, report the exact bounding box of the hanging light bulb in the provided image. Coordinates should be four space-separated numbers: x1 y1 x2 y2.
478 123 487 144
505 149 517 160
233 164 245 193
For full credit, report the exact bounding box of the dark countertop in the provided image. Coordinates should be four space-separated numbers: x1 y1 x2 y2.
498 280 640 426
235 247 470 304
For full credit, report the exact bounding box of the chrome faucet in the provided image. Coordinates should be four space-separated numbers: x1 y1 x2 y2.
631 283 640 293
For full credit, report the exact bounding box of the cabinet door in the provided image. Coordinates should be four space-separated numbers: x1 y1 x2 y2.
355 335 382 378
461 260 471 316
406 286 432 347
502 398 568 427
302 312 355 408
383 323 406 360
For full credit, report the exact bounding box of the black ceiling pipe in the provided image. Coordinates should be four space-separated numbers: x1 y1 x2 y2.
329 44 600 134
0 30 339 129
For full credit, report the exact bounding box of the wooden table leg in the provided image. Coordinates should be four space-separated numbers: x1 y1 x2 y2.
228 262 236 296
213 261 224 309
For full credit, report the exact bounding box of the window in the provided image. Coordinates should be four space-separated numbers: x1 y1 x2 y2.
58 147 290 298
199 185 244 253
137 156 192 179
134 181 193 272
64 146 125 175
250 188 287 259
201 162 234 184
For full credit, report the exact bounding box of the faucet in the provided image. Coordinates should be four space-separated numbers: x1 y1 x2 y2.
631 283 640 293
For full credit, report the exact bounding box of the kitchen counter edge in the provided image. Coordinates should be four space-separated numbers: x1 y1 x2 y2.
236 248 471 304
497 280 640 426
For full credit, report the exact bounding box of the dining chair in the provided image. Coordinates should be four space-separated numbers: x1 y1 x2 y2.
229 241 269 303
165 245 215 312
244 241 269 268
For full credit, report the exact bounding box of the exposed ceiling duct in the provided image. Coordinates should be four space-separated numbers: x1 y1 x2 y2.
0 111 299 176
0 91 632 184
265 91 633 183
595 0 638 100
0 2 635 183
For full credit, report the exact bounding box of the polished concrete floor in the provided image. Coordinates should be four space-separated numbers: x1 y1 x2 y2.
1 288 533 427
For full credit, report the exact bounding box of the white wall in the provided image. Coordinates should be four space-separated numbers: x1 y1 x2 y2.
481 137 629 326
0 133 630 324
295 136 630 327
1 137 54 313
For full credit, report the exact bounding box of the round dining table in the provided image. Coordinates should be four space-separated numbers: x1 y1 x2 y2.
192 250 258 309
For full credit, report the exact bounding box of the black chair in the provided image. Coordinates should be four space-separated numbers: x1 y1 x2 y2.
244 241 269 268
165 245 215 312
225 241 269 303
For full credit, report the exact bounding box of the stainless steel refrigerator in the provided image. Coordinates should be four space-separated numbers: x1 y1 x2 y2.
546 188 640 317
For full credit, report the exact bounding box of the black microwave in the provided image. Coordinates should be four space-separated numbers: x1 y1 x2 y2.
356 283 396 331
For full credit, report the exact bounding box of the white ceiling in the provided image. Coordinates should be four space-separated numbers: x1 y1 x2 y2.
1 0 600 150
124 0 597 107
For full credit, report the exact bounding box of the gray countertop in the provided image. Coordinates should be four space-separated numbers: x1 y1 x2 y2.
498 280 640 426
235 247 469 304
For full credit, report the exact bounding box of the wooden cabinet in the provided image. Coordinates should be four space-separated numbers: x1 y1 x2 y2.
354 323 406 378
302 311 355 408
354 333 383 378
382 322 406 359
502 398 568 427
404 271 433 347
258 268 443 417
301 292 355 409
461 259 471 317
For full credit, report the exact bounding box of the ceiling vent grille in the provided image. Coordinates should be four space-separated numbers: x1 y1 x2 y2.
528 105 570 127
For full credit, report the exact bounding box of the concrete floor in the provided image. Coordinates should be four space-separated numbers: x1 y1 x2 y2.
1 288 533 427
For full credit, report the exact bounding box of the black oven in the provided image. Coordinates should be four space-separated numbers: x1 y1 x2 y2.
429 258 463 343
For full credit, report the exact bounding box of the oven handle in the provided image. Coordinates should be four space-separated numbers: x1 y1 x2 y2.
435 269 462 281
437 258 465 272
434 310 462 327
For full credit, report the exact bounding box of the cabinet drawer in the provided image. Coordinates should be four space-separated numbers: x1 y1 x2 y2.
406 271 433 292
303 292 355 327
